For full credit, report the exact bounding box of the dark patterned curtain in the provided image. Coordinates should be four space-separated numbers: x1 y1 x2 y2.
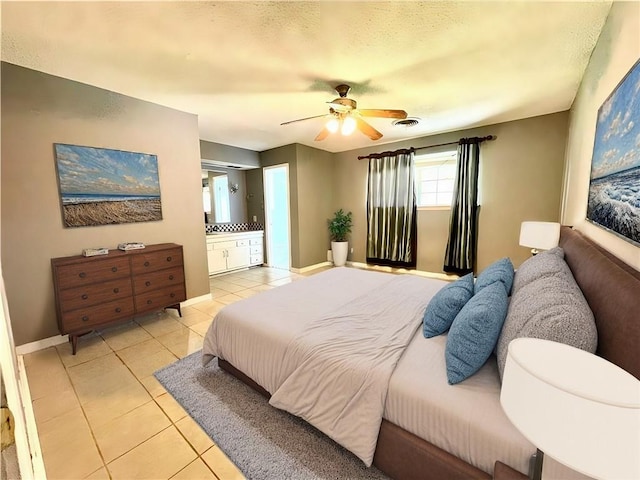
444 138 482 274
366 149 417 268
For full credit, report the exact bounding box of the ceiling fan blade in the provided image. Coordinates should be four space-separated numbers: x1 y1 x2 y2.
357 109 408 119
314 127 330 141
355 117 383 141
281 114 327 126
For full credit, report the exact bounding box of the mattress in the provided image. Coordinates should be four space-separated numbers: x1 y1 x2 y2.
386 330 534 475
202 267 534 475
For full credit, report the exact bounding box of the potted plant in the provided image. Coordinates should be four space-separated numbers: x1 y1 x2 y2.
328 209 353 267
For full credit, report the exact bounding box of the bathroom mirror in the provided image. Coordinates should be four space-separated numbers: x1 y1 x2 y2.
202 170 231 223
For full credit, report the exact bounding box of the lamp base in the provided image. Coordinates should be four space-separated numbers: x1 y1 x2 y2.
528 449 544 480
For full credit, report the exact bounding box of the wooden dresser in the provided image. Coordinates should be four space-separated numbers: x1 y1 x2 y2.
51 243 186 354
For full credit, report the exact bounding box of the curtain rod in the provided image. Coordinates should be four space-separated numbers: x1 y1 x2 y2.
357 135 496 160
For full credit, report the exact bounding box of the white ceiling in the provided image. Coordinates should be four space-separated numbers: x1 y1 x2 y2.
1 1 612 154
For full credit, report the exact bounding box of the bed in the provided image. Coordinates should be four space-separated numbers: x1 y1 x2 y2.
202 227 640 479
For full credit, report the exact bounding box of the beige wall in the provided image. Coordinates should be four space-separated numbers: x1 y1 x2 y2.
252 144 334 269
200 140 260 168
333 112 569 272
562 2 640 270
245 168 264 225
1 63 210 345
258 145 299 266
294 145 335 267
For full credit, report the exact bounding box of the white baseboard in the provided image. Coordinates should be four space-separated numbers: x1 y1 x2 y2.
290 262 332 274
182 293 212 307
16 334 68 356
346 261 458 281
16 296 211 355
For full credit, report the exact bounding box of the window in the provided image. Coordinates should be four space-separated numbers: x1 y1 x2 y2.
415 150 457 208
212 175 231 223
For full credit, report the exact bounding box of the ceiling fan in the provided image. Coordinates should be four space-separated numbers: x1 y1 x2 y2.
281 84 408 141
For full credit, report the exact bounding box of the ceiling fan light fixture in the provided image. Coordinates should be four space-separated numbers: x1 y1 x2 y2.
326 117 340 133
341 116 357 136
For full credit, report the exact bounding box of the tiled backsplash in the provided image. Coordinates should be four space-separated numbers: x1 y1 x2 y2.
205 222 264 234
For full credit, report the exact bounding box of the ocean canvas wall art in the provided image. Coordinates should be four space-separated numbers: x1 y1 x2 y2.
54 144 162 227
587 59 640 245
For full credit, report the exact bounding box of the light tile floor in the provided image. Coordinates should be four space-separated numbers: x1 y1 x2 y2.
23 266 327 480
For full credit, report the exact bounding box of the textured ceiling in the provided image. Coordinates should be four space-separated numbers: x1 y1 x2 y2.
1 1 611 153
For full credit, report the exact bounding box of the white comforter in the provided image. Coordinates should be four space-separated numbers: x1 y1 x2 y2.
202 267 535 475
269 274 430 465
203 268 443 465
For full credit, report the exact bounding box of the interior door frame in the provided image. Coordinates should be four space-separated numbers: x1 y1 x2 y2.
263 164 291 270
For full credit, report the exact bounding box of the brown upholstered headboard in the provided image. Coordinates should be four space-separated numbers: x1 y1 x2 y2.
559 226 640 379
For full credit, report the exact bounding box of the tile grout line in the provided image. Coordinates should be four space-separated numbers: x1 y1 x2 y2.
28 267 300 480
55 339 115 479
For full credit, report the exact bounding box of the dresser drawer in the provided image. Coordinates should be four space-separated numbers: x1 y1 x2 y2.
135 284 186 313
236 239 249 247
250 254 263 265
250 246 262 255
211 240 236 250
55 257 130 289
133 266 184 294
61 297 135 333
131 247 183 274
59 277 133 312
249 238 262 246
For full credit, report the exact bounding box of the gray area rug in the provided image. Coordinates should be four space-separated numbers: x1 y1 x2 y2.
154 352 389 480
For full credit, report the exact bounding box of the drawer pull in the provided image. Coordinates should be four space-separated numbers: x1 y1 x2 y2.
147 300 152 305
170 293 175 298
79 272 86 279
145 281 151 287
81 294 88 300
82 315 89 322
115 307 122 313
169 275 174 280
111 267 117 273
144 261 150 267
166 256 172 262
113 288 119 293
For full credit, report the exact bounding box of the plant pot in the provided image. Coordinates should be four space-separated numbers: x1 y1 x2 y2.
331 241 349 267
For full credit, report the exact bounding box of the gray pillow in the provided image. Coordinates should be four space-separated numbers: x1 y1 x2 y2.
496 255 597 381
512 247 565 292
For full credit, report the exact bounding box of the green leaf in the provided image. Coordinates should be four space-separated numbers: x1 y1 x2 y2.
328 209 353 242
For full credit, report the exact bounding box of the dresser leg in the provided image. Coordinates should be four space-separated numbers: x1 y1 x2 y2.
71 335 78 355
165 303 182 317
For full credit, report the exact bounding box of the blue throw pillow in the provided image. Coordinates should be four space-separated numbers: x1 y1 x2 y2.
475 257 514 295
423 274 475 338
445 282 509 384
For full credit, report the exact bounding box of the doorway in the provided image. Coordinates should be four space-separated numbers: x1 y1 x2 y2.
263 164 291 270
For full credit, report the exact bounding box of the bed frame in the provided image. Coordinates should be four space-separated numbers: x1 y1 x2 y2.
218 226 640 480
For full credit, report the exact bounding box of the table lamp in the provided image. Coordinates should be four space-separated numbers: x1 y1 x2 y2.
500 338 640 480
519 221 560 255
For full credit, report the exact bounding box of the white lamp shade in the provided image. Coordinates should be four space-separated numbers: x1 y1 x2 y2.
501 338 640 480
519 221 561 250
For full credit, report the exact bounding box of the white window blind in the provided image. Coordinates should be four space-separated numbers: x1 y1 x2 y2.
415 150 457 207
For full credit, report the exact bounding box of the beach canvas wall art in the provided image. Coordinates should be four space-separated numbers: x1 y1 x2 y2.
587 59 640 245
54 144 162 228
